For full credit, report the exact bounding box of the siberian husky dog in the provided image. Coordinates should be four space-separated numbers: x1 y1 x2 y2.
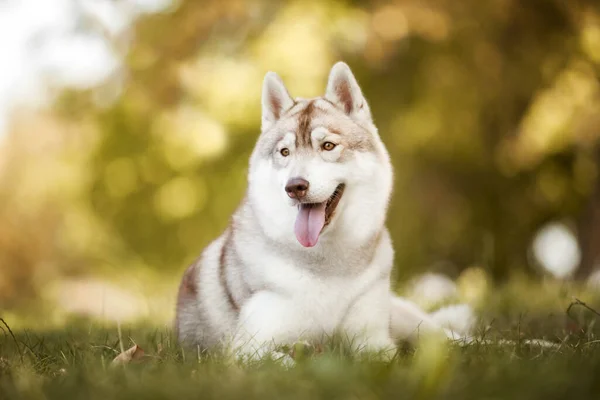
175 62 472 359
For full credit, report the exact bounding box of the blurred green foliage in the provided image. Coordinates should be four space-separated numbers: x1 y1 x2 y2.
1 0 600 308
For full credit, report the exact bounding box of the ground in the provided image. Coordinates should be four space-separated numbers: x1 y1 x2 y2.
2 279 600 399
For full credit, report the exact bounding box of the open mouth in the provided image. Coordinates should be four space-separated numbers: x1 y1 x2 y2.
294 183 346 248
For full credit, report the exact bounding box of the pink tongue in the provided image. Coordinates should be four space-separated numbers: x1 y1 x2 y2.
294 203 326 247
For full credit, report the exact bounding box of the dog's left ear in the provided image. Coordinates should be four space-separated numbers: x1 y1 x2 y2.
325 62 372 122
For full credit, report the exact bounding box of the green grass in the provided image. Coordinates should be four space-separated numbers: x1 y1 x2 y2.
3 279 600 400
2 320 600 400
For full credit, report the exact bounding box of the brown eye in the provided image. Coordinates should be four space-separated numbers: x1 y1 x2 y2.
322 142 336 151
280 148 290 157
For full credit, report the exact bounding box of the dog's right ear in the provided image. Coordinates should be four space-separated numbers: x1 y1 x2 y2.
261 72 294 132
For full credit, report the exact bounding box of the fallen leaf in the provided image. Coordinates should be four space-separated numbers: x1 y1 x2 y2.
112 344 145 365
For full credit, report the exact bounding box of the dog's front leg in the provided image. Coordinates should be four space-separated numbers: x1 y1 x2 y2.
229 291 305 362
340 278 396 356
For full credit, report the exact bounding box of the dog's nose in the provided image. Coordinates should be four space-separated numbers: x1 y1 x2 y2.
285 177 309 199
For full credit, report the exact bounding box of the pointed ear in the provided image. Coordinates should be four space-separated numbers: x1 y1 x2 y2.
261 71 295 132
325 62 372 122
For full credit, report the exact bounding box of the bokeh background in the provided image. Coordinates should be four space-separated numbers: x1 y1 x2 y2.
1 0 600 330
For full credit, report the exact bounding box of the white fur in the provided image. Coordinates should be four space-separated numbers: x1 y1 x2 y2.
175 62 475 360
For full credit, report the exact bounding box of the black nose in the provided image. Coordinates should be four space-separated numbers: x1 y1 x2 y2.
285 177 309 199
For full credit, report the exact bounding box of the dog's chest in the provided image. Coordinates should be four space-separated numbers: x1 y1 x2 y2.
290 276 359 330
253 255 379 332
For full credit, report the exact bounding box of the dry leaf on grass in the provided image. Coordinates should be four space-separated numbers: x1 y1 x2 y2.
111 345 145 365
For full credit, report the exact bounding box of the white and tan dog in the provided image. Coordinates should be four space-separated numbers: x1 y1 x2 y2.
175 62 472 359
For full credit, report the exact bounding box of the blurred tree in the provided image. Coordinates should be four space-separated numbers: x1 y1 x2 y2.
577 148 600 280
59 0 600 280
1 0 600 310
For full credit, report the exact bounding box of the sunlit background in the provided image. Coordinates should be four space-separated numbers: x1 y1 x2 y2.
1 0 600 330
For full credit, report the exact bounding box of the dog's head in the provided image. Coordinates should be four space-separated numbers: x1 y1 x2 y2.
248 62 393 248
